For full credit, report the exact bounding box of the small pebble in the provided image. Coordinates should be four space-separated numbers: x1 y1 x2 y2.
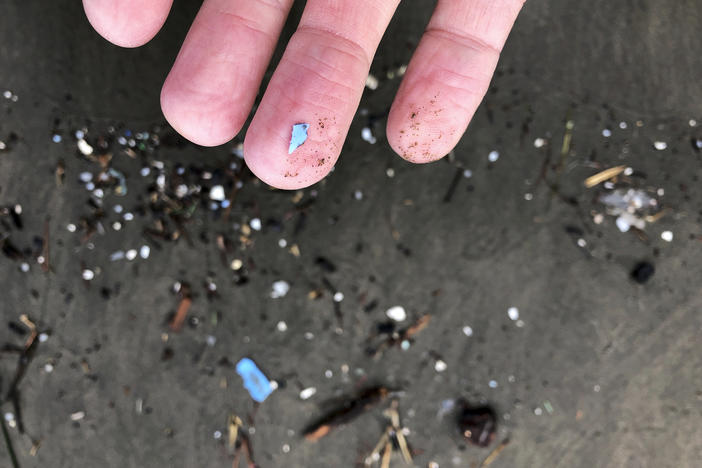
602 129 612 137
533 138 546 148
661 231 673 242
488 150 499 162
250 218 262 231
653 141 667 150
434 360 447 372
276 321 288 332
462 326 473 337
82 269 94 281
463 169 473 178
333 292 344 302
125 249 137 261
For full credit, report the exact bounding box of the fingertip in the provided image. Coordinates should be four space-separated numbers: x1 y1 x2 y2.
160 77 245 147
243 121 336 190
83 0 172 48
386 99 463 164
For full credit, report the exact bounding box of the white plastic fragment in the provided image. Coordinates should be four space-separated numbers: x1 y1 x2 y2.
661 230 673 242
209 185 225 201
653 141 667 150
70 411 85 421
434 360 447 372
77 139 93 155
508 307 519 321
82 269 95 281
276 321 288 332
488 150 500 162
139 245 151 259
462 326 473 337
616 216 631 232
365 74 379 90
250 218 262 231
299 387 317 400
271 280 290 299
125 249 138 261
385 306 406 322
361 127 377 144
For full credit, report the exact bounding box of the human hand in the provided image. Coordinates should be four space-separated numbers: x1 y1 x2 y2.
83 0 524 189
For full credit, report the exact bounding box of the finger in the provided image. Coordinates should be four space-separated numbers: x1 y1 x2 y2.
82 0 173 48
160 0 294 147
387 0 524 163
244 0 401 189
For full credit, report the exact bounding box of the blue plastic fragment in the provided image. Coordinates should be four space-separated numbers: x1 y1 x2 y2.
288 123 310 154
235 358 274 402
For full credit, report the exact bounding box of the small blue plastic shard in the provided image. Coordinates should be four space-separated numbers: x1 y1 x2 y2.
288 123 310 154
236 358 274 402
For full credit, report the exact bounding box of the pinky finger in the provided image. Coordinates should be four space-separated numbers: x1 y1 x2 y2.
386 0 524 163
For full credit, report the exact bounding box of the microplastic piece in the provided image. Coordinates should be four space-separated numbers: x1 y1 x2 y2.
288 123 310 154
236 358 275 403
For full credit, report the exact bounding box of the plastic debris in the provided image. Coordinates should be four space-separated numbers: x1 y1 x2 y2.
299 387 317 400
507 307 519 321
209 185 225 201
235 358 275 403
77 139 93 155
385 306 406 322
361 127 377 144
288 123 310 154
365 74 379 90
271 280 290 298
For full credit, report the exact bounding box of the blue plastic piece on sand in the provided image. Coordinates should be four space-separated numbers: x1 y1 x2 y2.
288 123 310 154
236 358 274 402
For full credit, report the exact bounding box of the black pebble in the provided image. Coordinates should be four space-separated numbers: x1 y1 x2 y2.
631 261 655 284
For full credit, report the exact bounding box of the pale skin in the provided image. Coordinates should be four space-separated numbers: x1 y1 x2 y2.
83 0 525 189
